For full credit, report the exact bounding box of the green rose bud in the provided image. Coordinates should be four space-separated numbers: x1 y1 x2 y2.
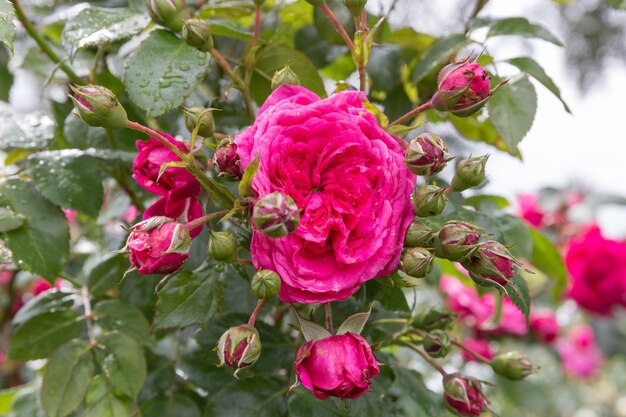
451 155 489 191
404 219 435 247
182 19 214 52
217 324 262 377
490 351 538 380
70 85 128 129
208 230 238 262
146 0 188 32
251 269 281 300
413 184 447 217
412 307 455 331
402 247 434 278
423 329 451 358
183 106 215 137
438 221 482 262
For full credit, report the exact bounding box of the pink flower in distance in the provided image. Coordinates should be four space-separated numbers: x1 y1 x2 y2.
294 333 380 400
460 338 494 362
235 85 416 303
517 194 546 228
556 324 603 379
530 310 560 344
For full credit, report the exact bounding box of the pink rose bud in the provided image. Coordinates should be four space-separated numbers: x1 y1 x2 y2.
208 230 238 262
490 351 538 380
423 329 450 358
443 374 487 417
253 192 300 238
217 324 262 376
182 19 213 52
125 217 191 274
183 106 215 137
439 221 481 261
294 333 380 400
413 184 447 217
214 137 243 181
463 240 519 287
343 0 367 17
404 219 435 248
402 247 434 278
146 0 187 32
460 338 494 363
431 61 491 117
143 193 204 238
517 194 546 228
70 85 128 129
412 306 455 331
451 155 488 192
404 133 450 176
530 311 560 344
271 62 301 91
250 269 281 300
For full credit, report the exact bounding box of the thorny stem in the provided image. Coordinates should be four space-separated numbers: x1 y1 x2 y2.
251 5 262 50
389 101 433 127
451 339 491 363
184 210 228 231
248 299 267 326
81 287 97 347
11 0 83 85
400 341 448 376
324 303 333 334
320 4 354 49
210 48 256 120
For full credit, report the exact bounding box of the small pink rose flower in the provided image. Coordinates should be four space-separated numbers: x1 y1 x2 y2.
143 192 203 238
530 310 560 344
294 333 380 400
460 338 494 362
517 194 546 228
556 324 603 379
431 61 491 116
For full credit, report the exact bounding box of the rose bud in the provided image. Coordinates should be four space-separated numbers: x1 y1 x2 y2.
251 269 281 300
451 155 488 192
124 217 191 274
431 61 492 117
404 219 435 248
413 184 447 217
530 311 560 344
182 19 213 52
183 106 215 137
402 247 434 278
438 221 481 261
490 351 538 380
70 85 128 129
208 230 238 262
217 324 262 376
423 329 451 358
214 137 243 181
343 0 367 17
294 333 380 399
463 240 520 287
271 62 301 91
412 307 455 331
443 374 487 417
404 133 450 176
253 192 300 238
146 0 188 32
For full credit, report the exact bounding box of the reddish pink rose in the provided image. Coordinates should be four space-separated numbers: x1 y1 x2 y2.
235 85 416 303
556 324 603 379
440 62 490 98
443 375 486 416
530 310 560 344
294 333 380 400
464 241 517 287
0 270 11 285
432 61 491 116
143 192 204 238
517 194 546 228
133 134 201 197
565 226 626 315
460 338 494 362
31 278 52 296
126 218 191 274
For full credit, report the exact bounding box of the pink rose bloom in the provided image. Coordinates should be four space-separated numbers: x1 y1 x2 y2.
122 205 140 224
517 194 546 228
565 226 626 315
143 193 204 238
294 333 380 400
460 338 494 362
127 218 191 274
235 85 416 303
556 324 603 379
31 278 52 296
530 310 560 344
133 134 201 197
480 293 527 337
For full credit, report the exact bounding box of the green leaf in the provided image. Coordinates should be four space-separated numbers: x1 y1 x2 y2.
488 76 537 152
83 376 136 417
0 0 15 53
27 151 103 218
153 268 226 330
443 113 514 155
141 394 201 417
62 6 150 58
98 332 146 399
12 290 77 327
336 309 370 335
9 311 83 360
41 340 95 417
288 389 343 417
291 307 332 341
125 29 211 117
504 275 531 323
250 46 326 104
392 368 447 417
238 155 259 198
365 279 410 313
411 34 468 84
486 17 564 46
529 228 568 301
206 19 253 41
0 207 25 232
505 57 571 113
84 253 127 296
0 111 55 150
94 300 152 347
9 386 47 417
0 180 70 280
0 45 13 101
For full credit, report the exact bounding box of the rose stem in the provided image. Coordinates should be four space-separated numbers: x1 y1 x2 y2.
251 5 262 50
235 259 254 265
389 101 433 127
400 341 448 376
451 339 491 363
324 303 333 333
81 287 97 347
320 4 354 49
209 48 256 121
184 210 229 231
248 299 267 326
11 0 83 84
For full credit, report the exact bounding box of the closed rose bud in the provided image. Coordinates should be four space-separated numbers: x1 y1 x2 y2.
431 61 491 117
183 106 215 137
214 137 243 181
217 324 262 375
182 19 213 52
251 269 281 300
304 0 325 6
413 184 447 217
70 85 128 129
451 155 488 191
404 133 450 176
342 0 367 17
490 351 538 380
439 221 481 261
423 329 451 358
271 62 301 91
412 307 455 331
253 192 300 238
208 230 238 262
404 219 435 247
125 216 191 274
146 0 187 32
402 247 434 278
443 374 487 417
463 240 519 287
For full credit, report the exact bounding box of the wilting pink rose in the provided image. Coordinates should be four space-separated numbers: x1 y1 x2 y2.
460 338 494 362
565 226 626 315
294 333 379 400
235 85 416 303
517 194 546 228
133 134 201 197
143 192 204 238
556 324 603 379
126 218 191 274
530 310 560 344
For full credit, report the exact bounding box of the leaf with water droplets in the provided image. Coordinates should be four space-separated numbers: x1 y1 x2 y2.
0 110 55 151
0 207 25 232
124 29 211 117
0 0 15 53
